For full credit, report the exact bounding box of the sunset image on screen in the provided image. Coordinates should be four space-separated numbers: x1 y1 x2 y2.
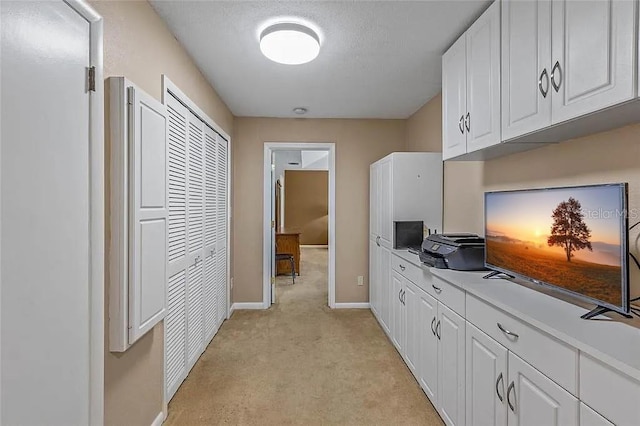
485 186 624 306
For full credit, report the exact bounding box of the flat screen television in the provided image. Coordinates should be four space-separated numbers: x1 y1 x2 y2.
484 183 630 319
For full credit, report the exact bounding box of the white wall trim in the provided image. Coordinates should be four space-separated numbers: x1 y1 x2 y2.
231 302 265 311
150 411 164 426
263 143 336 309
63 2 106 424
334 303 371 309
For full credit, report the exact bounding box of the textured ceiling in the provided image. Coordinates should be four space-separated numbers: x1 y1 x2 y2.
150 1 492 119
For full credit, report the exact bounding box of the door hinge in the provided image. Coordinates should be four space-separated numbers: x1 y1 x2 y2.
271 277 275 284
87 66 96 92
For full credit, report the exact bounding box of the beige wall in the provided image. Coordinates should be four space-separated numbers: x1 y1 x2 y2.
406 93 443 152
284 170 329 245
233 118 405 303
91 1 233 425
408 92 640 301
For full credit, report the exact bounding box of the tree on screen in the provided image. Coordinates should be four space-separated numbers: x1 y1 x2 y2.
547 197 592 262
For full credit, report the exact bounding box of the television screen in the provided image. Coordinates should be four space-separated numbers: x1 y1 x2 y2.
484 184 629 315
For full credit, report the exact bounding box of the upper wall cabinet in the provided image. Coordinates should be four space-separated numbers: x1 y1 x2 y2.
502 0 637 141
443 0 501 160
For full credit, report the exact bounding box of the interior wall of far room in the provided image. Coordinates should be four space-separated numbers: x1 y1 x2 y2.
284 170 329 245
89 1 234 425
406 91 640 302
233 117 406 304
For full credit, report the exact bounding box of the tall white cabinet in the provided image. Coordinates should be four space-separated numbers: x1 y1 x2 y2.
165 91 229 401
369 152 442 335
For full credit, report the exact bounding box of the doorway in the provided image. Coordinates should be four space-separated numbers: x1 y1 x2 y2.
262 143 336 309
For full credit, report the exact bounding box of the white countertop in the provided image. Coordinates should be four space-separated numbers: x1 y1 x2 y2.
393 249 640 382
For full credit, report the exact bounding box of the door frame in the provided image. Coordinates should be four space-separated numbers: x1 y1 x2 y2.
263 143 336 309
63 2 105 424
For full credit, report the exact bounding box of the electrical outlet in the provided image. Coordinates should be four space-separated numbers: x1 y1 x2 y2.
357 275 364 286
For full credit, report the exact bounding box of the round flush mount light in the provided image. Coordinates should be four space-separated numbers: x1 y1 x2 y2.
260 23 320 65
293 107 308 115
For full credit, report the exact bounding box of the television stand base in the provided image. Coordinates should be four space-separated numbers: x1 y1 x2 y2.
580 306 633 320
483 271 515 279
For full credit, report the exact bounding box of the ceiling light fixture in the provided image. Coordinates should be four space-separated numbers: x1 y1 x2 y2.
260 23 320 65
293 107 308 115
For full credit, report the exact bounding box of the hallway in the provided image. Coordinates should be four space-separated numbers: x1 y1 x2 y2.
165 247 442 425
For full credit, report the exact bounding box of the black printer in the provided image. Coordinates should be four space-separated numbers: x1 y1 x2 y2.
419 233 486 271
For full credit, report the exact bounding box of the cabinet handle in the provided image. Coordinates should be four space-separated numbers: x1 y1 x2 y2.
431 317 436 336
497 323 519 339
401 289 406 305
496 372 504 403
507 381 516 412
432 284 442 293
465 112 470 132
458 115 465 134
436 320 441 340
551 61 562 92
399 264 406 271
376 236 380 247
399 289 402 303
538 68 549 98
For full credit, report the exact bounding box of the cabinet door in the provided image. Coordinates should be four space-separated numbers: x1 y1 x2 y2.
369 239 379 319
466 323 508 426
442 35 468 160
501 0 552 141
379 246 392 334
418 289 439 403
402 280 418 376
378 158 392 247
438 303 466 426
391 271 404 353
465 0 501 152
369 164 379 240
551 0 635 124
507 353 578 426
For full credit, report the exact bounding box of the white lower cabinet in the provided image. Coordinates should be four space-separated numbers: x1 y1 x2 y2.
580 403 614 426
438 303 466 426
391 271 406 353
466 322 578 426
417 287 438 402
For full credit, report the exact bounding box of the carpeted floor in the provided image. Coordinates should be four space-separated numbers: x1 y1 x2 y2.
165 247 443 425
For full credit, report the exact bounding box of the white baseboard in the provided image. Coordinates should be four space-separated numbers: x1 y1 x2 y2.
334 302 371 309
231 302 265 312
151 412 164 426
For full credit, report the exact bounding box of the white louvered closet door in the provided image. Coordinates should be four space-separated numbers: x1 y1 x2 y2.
203 127 219 342
186 111 205 371
165 95 189 400
216 136 228 327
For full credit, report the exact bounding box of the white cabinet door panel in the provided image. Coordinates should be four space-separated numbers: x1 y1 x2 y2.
580 403 614 426
379 159 392 247
501 0 552 141
551 0 636 123
438 304 466 426
379 247 392 334
404 282 419 378
418 289 439 403
443 35 467 160
466 323 508 426
391 272 404 352
466 0 501 152
507 353 578 426
369 239 379 318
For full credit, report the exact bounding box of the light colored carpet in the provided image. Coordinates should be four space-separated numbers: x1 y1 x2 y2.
165 247 443 425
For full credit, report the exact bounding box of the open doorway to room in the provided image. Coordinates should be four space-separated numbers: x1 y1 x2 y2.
262 143 336 309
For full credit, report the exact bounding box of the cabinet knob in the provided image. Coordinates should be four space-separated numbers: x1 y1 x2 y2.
399 264 405 271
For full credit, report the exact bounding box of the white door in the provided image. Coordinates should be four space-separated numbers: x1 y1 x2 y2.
165 95 189 400
466 323 508 426
203 127 218 342
438 303 466 426
442 35 467 160
379 247 392 334
186 112 205 370
465 0 501 152
501 0 552 141
418 290 438 403
1 2 99 424
391 272 404 352
127 85 168 344
378 159 393 247
550 0 636 124
215 136 228 325
403 282 419 377
507 353 578 426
